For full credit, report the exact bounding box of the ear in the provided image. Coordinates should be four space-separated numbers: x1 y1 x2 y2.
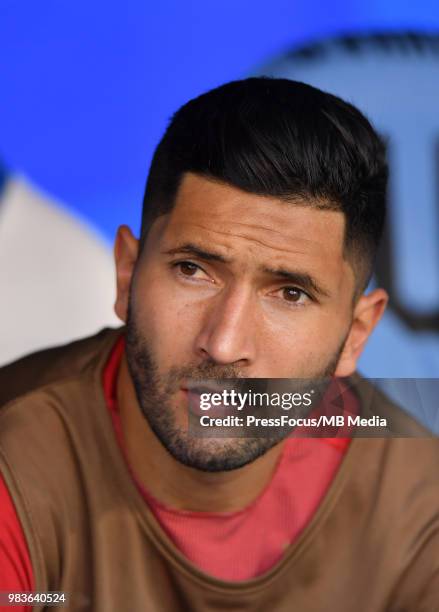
114 225 139 323
334 288 388 377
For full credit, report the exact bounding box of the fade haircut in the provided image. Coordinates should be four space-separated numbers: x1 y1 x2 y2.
140 77 388 292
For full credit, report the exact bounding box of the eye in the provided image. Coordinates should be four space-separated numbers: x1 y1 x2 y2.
172 260 212 282
280 287 309 305
178 261 201 277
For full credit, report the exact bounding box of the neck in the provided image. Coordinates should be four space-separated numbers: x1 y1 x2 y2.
117 352 285 512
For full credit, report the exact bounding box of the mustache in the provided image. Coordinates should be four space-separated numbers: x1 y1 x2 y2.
165 363 240 391
165 362 269 395
172 363 240 380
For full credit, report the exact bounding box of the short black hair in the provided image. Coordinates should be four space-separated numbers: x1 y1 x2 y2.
140 77 388 291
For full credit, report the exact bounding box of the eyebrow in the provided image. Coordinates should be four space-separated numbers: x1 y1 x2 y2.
163 243 230 264
163 243 331 298
262 267 331 298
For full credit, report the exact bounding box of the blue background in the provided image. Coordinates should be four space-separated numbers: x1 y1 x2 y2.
2 0 439 240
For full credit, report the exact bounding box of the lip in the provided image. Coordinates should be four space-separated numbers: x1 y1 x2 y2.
184 389 207 417
181 383 238 418
180 388 213 418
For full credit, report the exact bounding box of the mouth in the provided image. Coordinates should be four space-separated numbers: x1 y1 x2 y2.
181 381 238 418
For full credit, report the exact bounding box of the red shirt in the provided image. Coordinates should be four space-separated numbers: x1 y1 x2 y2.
0 337 353 607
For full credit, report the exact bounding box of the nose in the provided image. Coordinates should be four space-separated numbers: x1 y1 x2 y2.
193 285 257 367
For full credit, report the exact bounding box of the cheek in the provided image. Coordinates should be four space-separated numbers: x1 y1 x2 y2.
133 272 202 365
260 311 348 376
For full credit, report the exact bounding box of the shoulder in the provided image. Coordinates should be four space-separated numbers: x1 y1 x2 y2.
345 373 439 491
347 372 434 437
339 375 439 543
0 327 122 482
0 326 123 495
0 327 123 408
343 376 439 570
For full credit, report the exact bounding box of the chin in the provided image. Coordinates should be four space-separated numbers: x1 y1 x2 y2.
161 435 282 473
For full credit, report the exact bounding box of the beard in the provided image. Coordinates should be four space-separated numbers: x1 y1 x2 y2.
124 300 347 473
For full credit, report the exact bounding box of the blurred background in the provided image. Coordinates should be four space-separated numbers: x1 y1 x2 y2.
1 1 438 425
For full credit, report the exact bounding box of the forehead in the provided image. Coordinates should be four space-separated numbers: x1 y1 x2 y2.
153 173 353 288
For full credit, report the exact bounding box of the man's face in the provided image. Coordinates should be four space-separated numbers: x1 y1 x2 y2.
119 173 375 471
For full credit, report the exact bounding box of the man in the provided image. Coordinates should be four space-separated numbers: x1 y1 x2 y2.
0 78 438 611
